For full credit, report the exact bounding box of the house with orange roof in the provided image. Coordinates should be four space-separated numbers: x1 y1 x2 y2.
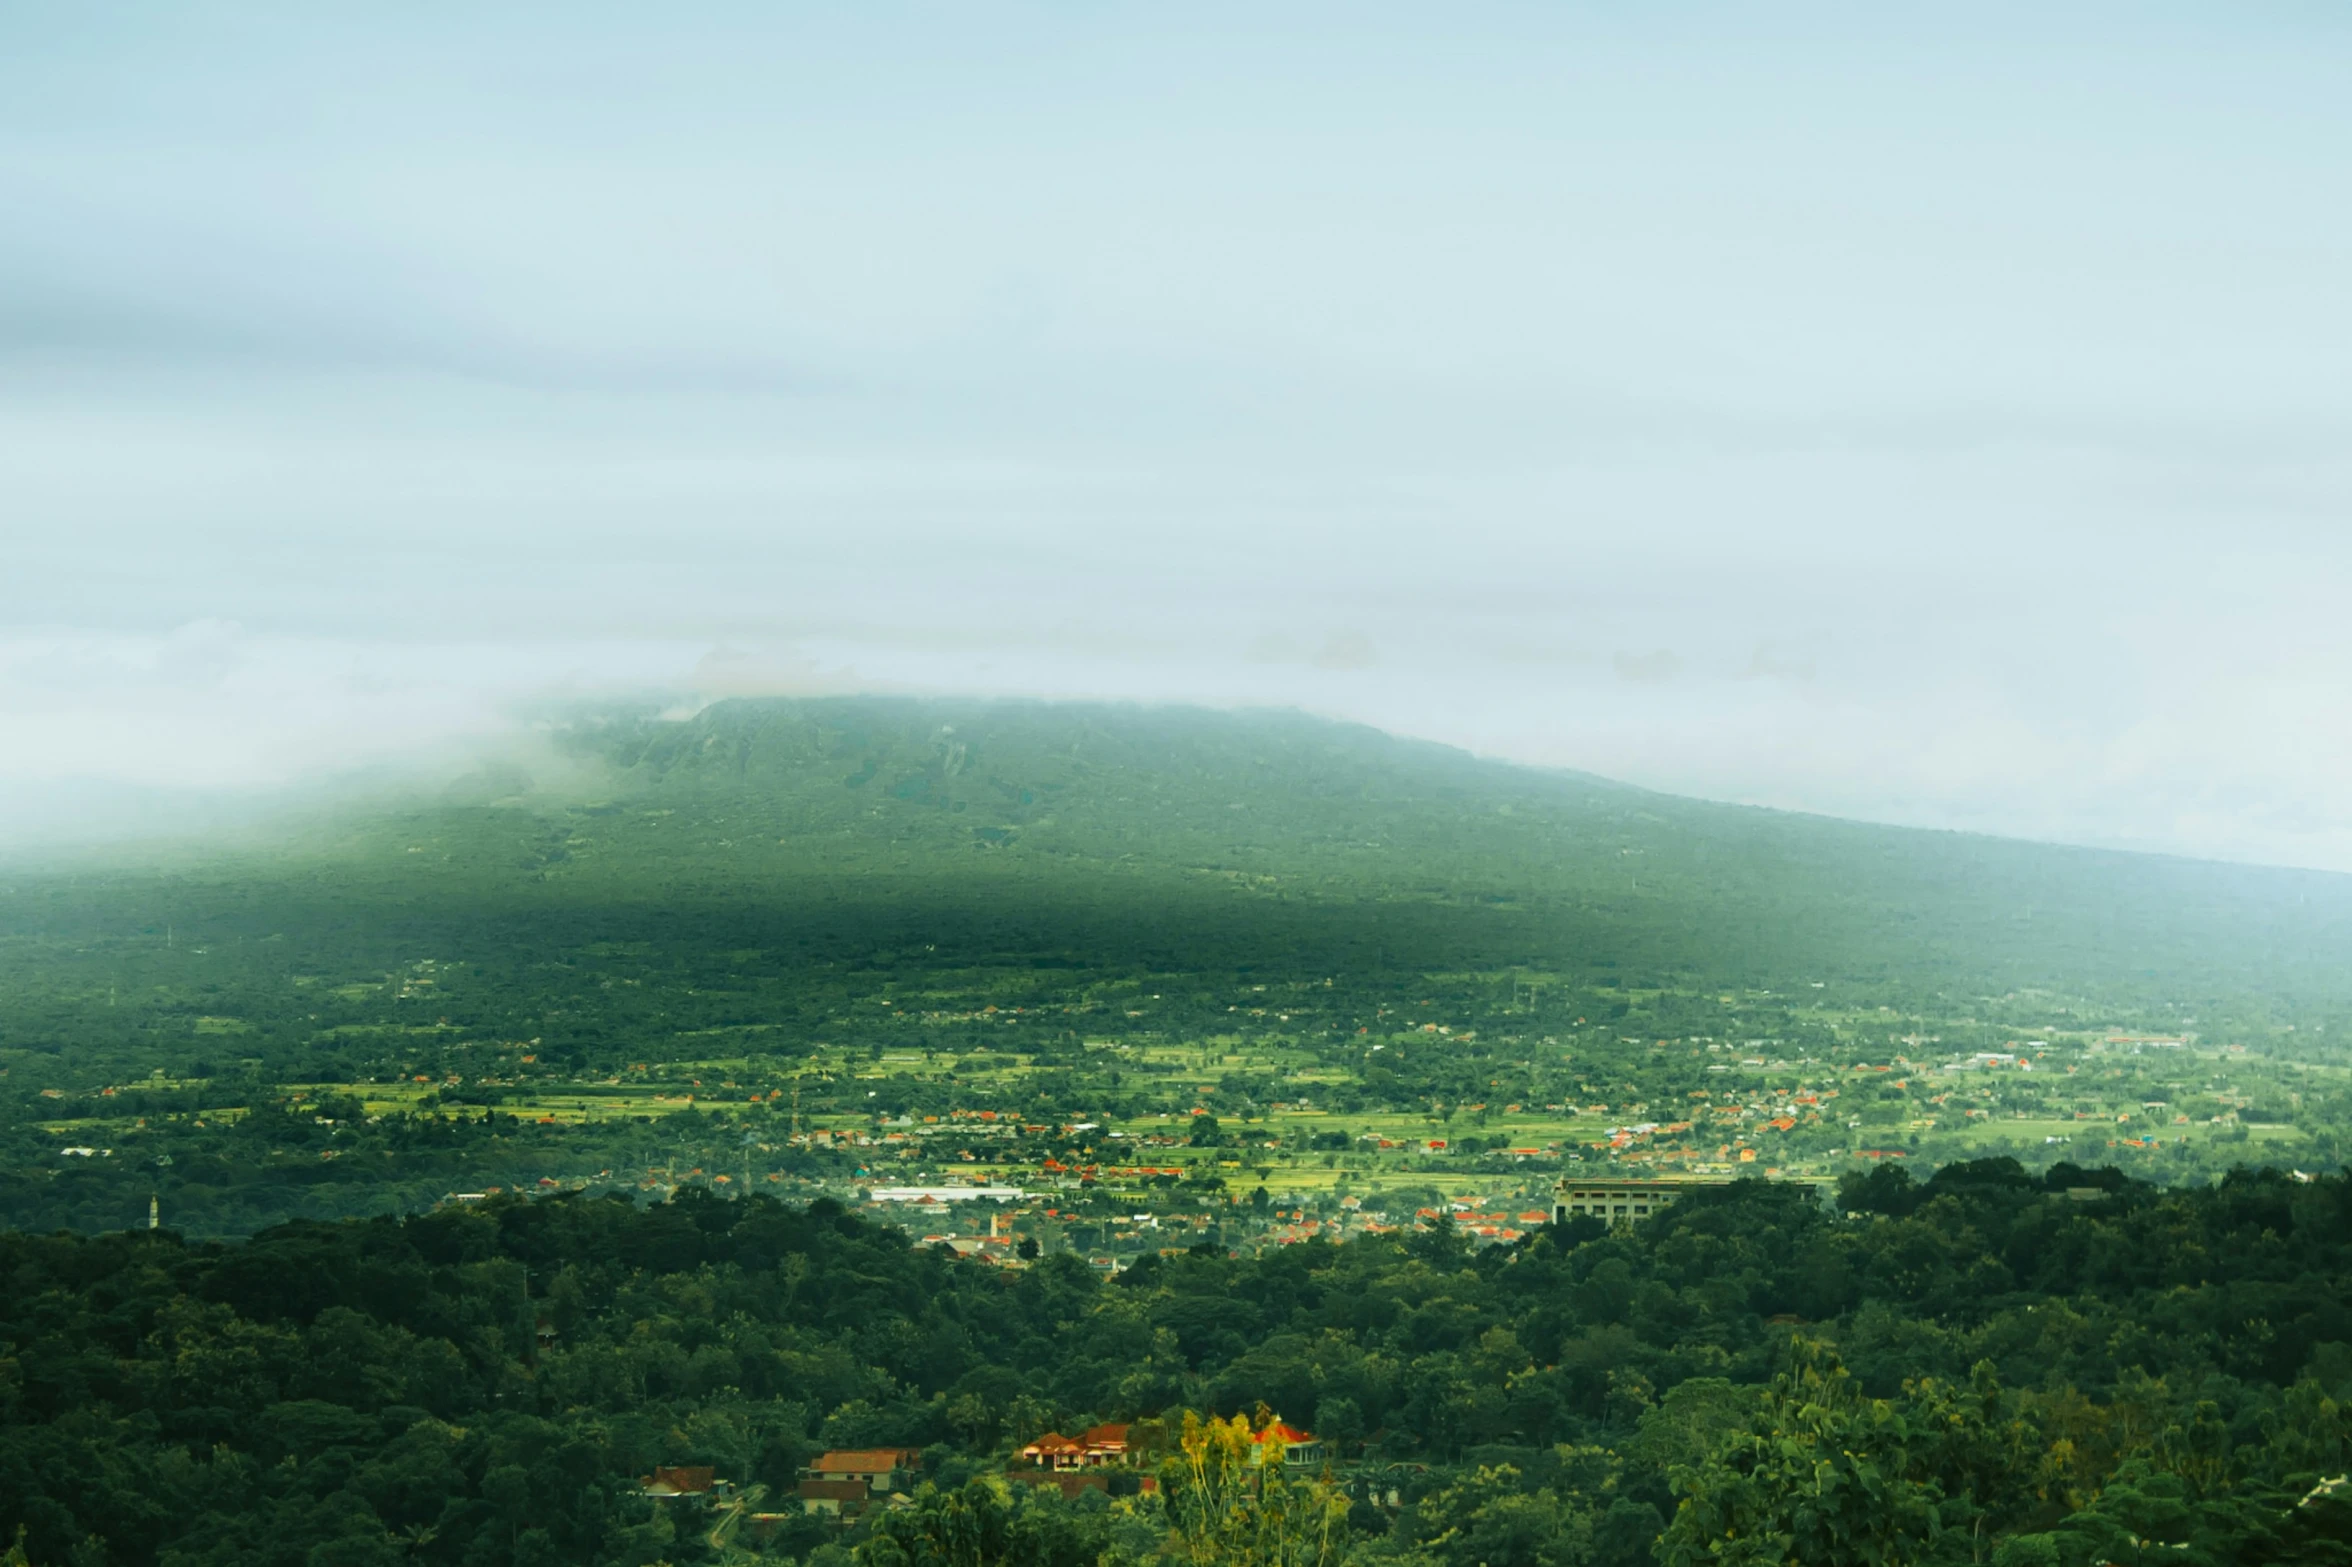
1253 1421 1326 1467
806 1448 922 1490
1079 1423 1130 1465
1018 1432 1088 1471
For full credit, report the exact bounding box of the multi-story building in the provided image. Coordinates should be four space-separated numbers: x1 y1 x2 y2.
1551 1178 1734 1226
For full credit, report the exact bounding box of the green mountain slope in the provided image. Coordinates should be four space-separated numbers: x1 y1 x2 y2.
540 697 2352 1006
7 696 2352 1075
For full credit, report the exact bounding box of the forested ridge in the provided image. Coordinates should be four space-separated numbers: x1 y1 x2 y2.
9 1162 2352 1566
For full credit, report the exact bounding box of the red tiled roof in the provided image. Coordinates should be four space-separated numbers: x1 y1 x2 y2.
798 1478 871 1500
812 1449 920 1474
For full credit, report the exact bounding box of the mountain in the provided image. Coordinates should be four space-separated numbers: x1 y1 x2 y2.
539 697 2352 1005
4 695 2350 1095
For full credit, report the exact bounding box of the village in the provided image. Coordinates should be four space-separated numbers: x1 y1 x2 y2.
374 1020 2331 1266
23 992 2331 1248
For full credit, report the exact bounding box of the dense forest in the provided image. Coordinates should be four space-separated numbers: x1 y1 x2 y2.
8 1164 2352 1566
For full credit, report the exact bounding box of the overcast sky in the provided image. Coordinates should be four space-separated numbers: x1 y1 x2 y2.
4 4 2351 867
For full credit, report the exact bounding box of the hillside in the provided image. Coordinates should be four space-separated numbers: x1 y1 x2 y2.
17 694 2340 996
5 695 2352 1238
530 697 2352 1008
10 692 2352 1085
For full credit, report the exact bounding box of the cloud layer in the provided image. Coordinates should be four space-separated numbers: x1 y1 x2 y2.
3 5 2350 868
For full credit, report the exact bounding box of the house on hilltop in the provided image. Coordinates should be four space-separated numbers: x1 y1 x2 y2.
1017 1432 1088 1471
1017 1425 1135 1470
797 1478 871 1517
806 1448 922 1490
642 1466 718 1498
797 1447 923 1514
1255 1422 1326 1467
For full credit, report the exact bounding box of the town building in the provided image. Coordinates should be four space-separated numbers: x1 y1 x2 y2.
1551 1178 1731 1225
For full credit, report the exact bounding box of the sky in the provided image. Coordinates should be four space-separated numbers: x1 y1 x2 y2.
3 4 2351 867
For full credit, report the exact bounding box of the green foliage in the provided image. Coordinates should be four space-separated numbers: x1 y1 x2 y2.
4 1172 2352 1563
1161 1410 1349 1567
1402 1464 1591 1567
1661 1340 1944 1566
855 1479 1145 1567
